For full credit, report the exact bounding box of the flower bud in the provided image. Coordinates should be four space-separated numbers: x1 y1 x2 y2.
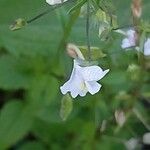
131 0 142 18
100 120 107 132
9 18 27 31
66 43 85 60
67 44 78 59
115 91 132 101
115 110 126 127
127 64 141 81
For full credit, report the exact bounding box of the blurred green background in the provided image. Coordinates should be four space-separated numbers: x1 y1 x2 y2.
0 0 150 150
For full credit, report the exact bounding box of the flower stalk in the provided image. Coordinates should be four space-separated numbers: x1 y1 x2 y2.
86 0 91 61
10 0 76 31
27 0 75 24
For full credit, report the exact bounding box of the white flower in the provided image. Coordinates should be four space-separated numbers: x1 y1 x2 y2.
125 138 139 150
120 30 150 56
46 0 67 5
60 60 109 98
121 29 136 49
144 38 150 56
143 132 150 145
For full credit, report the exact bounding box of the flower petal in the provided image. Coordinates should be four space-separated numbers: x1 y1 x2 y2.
85 81 102 95
79 90 88 97
69 74 87 98
121 30 136 49
46 0 67 5
60 62 76 95
81 66 109 81
60 61 87 98
144 38 150 56
70 88 79 98
126 30 135 38
60 81 71 95
121 38 132 49
60 77 81 98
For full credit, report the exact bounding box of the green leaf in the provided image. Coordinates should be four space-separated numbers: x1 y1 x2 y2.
0 55 31 90
17 141 46 150
57 6 80 52
68 0 86 14
60 94 73 121
0 101 33 149
78 46 106 60
99 28 111 41
111 15 118 29
28 75 59 107
139 31 146 53
95 9 109 24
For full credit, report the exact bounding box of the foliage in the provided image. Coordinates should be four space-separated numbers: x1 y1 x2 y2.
0 0 150 150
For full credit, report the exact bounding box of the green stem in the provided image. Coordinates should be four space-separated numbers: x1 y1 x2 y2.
86 0 91 61
133 108 150 131
27 0 76 24
112 24 135 31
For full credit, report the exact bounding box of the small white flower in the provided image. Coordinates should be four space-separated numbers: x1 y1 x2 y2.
125 138 139 150
120 29 150 56
46 0 67 5
60 60 109 98
144 38 150 56
143 132 150 145
121 30 136 49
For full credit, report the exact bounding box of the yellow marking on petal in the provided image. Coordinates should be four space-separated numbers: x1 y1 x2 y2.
79 82 87 91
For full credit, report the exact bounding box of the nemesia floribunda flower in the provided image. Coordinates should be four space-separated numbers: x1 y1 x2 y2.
60 59 109 98
121 29 137 49
46 0 67 5
60 60 109 98
121 30 150 56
